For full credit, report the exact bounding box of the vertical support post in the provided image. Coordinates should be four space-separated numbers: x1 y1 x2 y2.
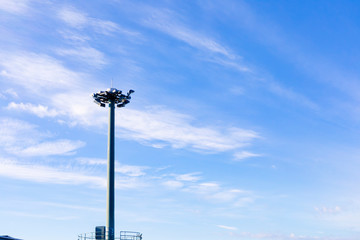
107 100 115 240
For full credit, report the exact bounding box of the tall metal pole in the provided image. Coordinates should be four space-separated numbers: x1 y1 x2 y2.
92 88 134 240
107 99 115 240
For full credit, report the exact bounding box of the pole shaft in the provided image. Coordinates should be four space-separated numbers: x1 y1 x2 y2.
107 100 115 240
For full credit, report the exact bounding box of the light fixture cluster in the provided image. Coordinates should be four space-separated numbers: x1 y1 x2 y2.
92 88 134 108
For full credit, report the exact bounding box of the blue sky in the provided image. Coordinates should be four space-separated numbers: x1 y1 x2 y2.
1 1 360 240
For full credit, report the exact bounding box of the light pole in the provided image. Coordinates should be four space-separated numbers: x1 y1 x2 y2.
92 88 134 240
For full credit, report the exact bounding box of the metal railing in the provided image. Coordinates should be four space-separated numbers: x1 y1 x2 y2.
78 231 142 240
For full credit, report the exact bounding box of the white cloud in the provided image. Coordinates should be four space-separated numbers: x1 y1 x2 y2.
233 197 254 208
57 6 139 36
116 176 148 189
211 189 248 202
160 173 251 204
0 51 84 93
56 46 107 67
7 102 61 118
268 81 318 110
0 118 84 157
186 182 220 193
312 203 360 232
78 157 148 177
57 6 88 28
183 181 253 206
162 180 184 189
233 151 261 161
142 5 319 109
175 172 201 182
208 57 250 72
161 173 250 201
0 51 258 154
51 90 107 127
92 19 122 35
115 164 148 177
0 158 148 189
117 107 259 153
0 118 42 149
217 225 237 231
77 157 107 165
1 88 19 98
0 158 106 187
144 9 235 59
17 139 85 157
314 206 341 214
0 0 29 14
0 51 101 122
59 30 90 43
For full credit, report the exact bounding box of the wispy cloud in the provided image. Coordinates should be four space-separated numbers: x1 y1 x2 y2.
115 164 148 177
77 157 107 165
174 172 202 182
0 88 19 99
7 102 61 118
314 206 341 215
233 151 261 161
118 107 259 153
0 51 84 93
141 6 317 109
143 8 238 61
207 57 250 72
0 118 84 157
78 157 148 177
268 81 318 110
0 157 149 189
162 180 184 189
57 6 139 36
0 118 44 150
211 0 360 112
0 0 29 14
217 225 237 231
17 139 85 157
57 6 88 28
0 51 258 154
58 30 90 43
0 158 106 187
186 182 220 193
56 46 107 67
160 172 254 206
184 182 251 204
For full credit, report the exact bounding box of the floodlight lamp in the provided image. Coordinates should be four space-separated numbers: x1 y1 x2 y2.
94 99 105 107
92 87 134 108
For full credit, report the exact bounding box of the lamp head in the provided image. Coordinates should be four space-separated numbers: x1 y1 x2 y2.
92 88 134 108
